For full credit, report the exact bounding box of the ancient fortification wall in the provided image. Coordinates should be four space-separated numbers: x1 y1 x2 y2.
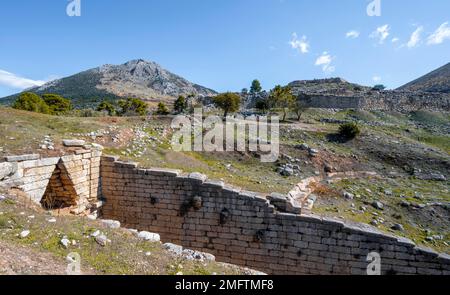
100 156 450 275
298 92 450 112
2 150 449 275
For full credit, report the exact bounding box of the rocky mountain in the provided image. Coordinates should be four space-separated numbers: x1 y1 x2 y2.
1 59 217 107
398 62 450 93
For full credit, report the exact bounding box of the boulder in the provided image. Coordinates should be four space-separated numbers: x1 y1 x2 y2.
392 224 405 232
101 219 121 229
20 230 30 239
182 249 216 262
163 243 183 255
95 234 109 247
280 167 294 177
372 201 384 210
343 192 354 200
137 231 160 242
0 162 16 180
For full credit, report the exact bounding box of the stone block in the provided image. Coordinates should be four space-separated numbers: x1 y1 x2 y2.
4 154 39 162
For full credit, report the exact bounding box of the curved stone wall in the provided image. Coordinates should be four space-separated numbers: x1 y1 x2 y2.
100 156 450 275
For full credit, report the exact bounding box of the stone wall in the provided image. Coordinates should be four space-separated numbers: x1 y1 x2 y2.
100 156 450 275
0 148 102 215
297 92 450 112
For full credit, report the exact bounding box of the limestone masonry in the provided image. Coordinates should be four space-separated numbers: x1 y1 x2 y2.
1 149 449 275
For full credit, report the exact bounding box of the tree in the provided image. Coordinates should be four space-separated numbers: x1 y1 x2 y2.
156 102 170 115
42 94 73 115
255 99 269 114
213 92 241 117
250 79 262 94
269 85 295 121
174 95 188 114
118 98 148 116
97 101 116 116
291 100 309 121
12 92 51 114
241 88 249 95
186 93 197 113
373 84 386 91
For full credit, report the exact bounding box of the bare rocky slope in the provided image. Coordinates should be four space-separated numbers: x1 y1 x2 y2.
398 63 450 93
0 59 217 108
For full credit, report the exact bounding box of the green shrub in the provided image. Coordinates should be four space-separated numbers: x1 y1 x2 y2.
42 94 73 115
97 101 117 116
118 98 148 116
339 122 361 139
156 102 170 115
12 92 51 114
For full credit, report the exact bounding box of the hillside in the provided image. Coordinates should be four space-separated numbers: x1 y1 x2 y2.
288 78 371 96
0 59 217 108
0 106 448 254
398 63 450 93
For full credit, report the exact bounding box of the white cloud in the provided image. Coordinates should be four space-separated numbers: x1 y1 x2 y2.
391 37 399 43
407 26 423 48
346 30 360 39
370 24 390 44
427 22 450 45
373 76 382 82
0 70 46 89
289 33 309 54
315 52 335 73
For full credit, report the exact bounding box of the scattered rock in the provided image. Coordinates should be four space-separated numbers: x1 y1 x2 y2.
400 201 410 208
163 243 183 256
20 230 30 239
182 249 216 262
343 192 354 200
95 234 109 247
392 224 405 232
47 218 57 223
324 164 334 173
90 230 101 238
0 195 5 202
309 149 319 157
384 190 393 196
372 201 384 210
60 238 70 249
279 166 294 177
137 231 161 242
101 219 121 229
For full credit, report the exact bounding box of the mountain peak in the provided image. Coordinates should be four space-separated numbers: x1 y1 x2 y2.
1 60 217 107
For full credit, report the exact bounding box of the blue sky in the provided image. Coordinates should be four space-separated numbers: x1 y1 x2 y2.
0 0 449 97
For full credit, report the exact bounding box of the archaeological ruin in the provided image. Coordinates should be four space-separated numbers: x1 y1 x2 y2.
1 146 449 275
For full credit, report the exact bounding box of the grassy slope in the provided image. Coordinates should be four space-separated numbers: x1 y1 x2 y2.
0 192 245 275
1 106 449 253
